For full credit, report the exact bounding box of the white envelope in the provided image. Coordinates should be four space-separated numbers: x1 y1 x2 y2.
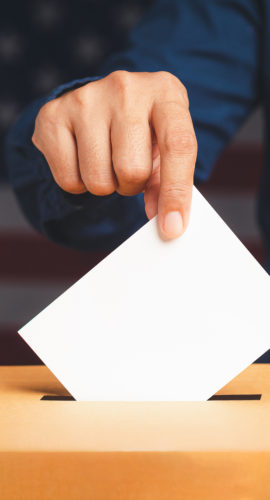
19 188 270 401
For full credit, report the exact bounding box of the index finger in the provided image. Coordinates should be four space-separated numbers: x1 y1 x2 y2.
151 101 197 239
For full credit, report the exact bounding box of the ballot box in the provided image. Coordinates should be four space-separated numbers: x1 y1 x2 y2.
1 365 270 500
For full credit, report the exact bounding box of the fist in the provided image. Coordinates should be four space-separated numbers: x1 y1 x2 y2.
32 71 197 239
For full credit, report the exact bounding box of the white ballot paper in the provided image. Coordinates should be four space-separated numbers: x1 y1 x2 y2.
19 188 270 401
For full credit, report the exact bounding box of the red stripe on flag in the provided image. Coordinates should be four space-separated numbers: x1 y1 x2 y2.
1 233 107 282
210 145 262 190
0 234 265 282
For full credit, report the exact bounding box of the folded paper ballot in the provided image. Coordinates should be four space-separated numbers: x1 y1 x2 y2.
19 188 270 401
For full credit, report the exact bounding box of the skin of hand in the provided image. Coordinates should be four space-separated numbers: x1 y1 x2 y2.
32 71 197 239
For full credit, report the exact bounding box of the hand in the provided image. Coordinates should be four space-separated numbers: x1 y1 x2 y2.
32 71 197 239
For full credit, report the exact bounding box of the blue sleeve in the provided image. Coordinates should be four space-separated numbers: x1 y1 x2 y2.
5 77 147 251
101 0 262 182
6 0 261 251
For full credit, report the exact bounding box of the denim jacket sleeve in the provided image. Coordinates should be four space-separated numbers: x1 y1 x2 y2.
5 0 261 251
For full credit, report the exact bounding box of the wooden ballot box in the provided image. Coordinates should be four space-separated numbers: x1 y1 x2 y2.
1 365 270 500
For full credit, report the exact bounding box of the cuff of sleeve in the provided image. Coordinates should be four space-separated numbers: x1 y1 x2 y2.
6 75 116 234
46 75 103 101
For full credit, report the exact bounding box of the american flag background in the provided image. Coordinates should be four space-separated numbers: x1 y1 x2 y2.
1 0 269 364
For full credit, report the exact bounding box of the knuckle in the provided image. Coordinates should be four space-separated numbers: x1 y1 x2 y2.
90 183 115 196
163 130 197 156
117 162 149 186
155 72 189 107
108 71 134 106
56 175 84 194
156 71 182 90
35 101 61 141
178 132 197 152
37 100 57 124
156 71 178 83
108 70 132 90
71 86 89 108
31 132 41 150
162 183 192 202
82 175 115 196
180 84 189 107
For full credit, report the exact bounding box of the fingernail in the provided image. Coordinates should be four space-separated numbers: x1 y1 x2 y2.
162 211 183 238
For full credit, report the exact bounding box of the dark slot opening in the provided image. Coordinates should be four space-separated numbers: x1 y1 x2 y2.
41 395 75 401
40 394 262 402
208 394 261 401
